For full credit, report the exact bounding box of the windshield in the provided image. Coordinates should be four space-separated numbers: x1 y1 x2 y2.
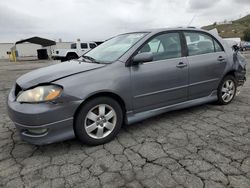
82 33 147 63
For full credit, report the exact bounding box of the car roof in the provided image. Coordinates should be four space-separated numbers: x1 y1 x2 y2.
126 27 208 34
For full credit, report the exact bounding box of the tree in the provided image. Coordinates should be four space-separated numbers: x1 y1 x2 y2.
243 29 250 41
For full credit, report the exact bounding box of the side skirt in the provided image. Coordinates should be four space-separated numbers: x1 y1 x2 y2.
126 91 218 125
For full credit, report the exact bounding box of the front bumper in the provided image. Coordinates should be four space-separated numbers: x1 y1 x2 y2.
12 118 74 145
7 87 82 145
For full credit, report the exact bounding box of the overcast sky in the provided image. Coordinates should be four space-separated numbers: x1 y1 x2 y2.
0 0 249 43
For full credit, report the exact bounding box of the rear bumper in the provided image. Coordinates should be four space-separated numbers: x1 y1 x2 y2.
235 70 246 86
7 87 82 145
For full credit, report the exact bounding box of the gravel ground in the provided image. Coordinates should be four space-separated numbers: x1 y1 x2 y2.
0 53 250 188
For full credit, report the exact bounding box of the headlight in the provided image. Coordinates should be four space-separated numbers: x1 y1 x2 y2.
16 85 62 103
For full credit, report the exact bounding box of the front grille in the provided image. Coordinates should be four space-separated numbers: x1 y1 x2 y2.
14 84 22 97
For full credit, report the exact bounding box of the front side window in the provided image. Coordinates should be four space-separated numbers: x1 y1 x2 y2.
184 32 223 56
84 33 147 63
139 32 182 61
81 43 88 49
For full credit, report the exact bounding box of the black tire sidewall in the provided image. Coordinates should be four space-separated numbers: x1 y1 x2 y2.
74 97 123 145
67 56 77 61
217 75 237 105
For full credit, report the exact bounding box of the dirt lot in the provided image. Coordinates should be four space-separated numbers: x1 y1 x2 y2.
0 53 250 188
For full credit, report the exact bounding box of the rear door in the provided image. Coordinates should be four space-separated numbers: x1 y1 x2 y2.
131 32 189 112
183 31 227 100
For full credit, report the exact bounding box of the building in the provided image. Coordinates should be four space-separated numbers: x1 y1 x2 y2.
0 41 73 59
217 21 233 25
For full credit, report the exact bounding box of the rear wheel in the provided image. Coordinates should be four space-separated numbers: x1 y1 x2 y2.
66 53 78 61
74 97 123 145
217 75 237 105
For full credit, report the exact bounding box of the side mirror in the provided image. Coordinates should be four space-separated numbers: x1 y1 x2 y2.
132 52 153 65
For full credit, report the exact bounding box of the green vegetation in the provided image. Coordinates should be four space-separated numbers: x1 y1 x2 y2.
202 14 250 40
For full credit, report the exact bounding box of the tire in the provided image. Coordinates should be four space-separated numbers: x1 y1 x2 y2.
217 75 237 105
66 54 78 61
60 57 67 62
74 97 123 145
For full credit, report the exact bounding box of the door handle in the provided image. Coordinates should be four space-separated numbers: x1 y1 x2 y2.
176 62 187 68
217 56 225 61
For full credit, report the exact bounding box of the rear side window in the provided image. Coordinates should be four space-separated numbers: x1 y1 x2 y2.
89 43 97 49
81 43 88 49
71 43 76 49
214 40 223 52
184 32 223 56
139 32 182 61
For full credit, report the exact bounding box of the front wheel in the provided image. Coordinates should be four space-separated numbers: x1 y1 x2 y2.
74 97 123 145
217 75 237 105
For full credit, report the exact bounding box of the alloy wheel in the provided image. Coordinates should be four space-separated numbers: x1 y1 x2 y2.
84 104 117 139
221 80 235 103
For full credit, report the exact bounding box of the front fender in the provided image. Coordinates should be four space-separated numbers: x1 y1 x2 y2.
53 62 133 111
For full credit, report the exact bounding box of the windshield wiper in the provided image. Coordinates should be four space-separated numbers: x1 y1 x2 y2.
82 55 100 64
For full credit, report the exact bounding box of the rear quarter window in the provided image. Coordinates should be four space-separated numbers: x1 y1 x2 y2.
213 39 223 52
89 43 97 49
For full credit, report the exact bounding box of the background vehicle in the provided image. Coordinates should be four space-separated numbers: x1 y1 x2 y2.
8 28 247 146
51 40 100 61
242 42 250 51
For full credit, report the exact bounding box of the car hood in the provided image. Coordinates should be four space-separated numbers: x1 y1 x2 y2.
16 60 106 89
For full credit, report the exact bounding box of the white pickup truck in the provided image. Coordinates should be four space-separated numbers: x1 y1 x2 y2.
52 41 99 61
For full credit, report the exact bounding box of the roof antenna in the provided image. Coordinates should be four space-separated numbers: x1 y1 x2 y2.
187 14 197 27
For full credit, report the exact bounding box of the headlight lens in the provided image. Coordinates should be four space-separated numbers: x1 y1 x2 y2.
16 85 62 103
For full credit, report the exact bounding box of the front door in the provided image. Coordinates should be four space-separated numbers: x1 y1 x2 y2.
131 32 189 112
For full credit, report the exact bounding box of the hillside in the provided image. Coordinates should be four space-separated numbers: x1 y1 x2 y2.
202 14 250 39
